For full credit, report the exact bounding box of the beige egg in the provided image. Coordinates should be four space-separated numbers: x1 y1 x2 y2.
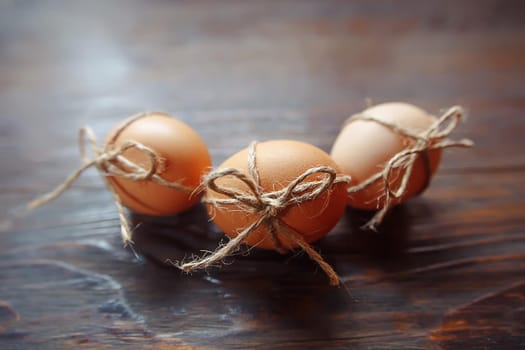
105 112 211 215
206 140 348 251
330 102 442 210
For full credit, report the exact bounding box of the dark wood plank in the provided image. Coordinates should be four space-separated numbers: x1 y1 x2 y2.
1 1 525 349
431 282 525 350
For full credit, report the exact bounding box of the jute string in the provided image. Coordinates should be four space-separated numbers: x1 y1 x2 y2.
177 141 351 286
27 112 194 245
344 105 473 230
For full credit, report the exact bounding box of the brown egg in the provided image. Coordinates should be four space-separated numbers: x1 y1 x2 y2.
105 112 211 215
330 102 442 210
206 140 348 250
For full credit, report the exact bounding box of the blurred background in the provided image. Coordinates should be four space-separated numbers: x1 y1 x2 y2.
2 0 524 173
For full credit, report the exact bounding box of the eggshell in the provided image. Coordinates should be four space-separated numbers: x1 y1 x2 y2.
330 102 442 210
206 140 348 251
105 112 211 215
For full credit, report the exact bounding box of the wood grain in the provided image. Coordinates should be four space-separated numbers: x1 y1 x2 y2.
1 1 524 349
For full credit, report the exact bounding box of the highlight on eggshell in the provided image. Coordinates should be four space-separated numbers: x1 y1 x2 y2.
330 102 443 210
204 140 349 251
105 112 212 216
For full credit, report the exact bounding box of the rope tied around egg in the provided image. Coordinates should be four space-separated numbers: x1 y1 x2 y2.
27 112 195 244
177 141 351 286
345 105 474 230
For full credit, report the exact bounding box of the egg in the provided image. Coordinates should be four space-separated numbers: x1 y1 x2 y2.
205 140 348 251
105 112 211 215
330 102 442 210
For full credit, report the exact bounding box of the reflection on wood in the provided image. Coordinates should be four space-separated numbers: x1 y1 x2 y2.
431 282 525 349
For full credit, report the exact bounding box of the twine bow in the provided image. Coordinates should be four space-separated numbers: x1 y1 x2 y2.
178 142 350 286
346 106 474 229
28 112 194 245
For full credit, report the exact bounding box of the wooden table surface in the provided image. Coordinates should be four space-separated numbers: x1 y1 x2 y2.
1 1 524 349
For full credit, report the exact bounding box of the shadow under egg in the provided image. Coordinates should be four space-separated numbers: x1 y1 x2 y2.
344 204 413 261
129 203 219 266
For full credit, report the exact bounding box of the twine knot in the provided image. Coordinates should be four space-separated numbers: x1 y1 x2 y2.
260 201 280 218
346 105 474 229
93 139 160 182
177 141 350 285
28 112 195 245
